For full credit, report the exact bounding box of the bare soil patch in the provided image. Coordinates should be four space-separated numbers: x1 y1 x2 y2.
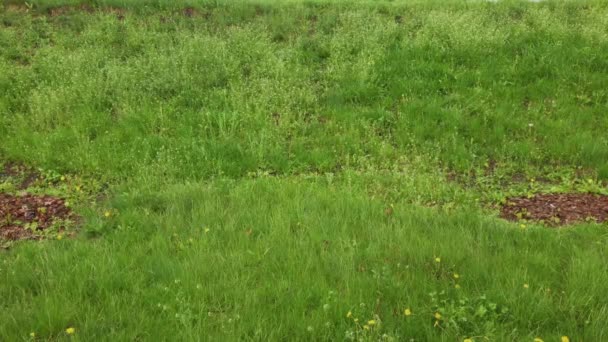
500 193 608 226
1 193 74 241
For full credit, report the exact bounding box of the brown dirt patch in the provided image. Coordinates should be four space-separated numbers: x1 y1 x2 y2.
1 193 74 241
500 193 608 226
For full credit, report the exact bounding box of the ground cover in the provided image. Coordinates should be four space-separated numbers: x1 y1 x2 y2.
1 1 608 340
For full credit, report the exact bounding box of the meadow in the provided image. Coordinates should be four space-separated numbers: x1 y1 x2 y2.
1 0 608 340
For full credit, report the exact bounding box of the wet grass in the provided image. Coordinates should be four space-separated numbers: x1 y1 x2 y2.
1 0 608 341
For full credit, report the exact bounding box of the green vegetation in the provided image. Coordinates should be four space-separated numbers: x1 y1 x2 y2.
1 0 607 340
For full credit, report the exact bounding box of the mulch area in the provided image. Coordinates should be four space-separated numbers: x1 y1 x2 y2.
500 193 608 226
0 193 73 241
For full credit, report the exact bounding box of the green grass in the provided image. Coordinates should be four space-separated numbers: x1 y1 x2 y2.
1 0 608 340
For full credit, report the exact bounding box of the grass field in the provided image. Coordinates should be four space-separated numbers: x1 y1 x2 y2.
1 0 608 340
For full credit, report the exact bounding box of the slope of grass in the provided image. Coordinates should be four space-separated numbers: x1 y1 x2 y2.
1 1 608 341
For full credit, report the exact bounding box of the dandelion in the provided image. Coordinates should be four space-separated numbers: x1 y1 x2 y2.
363 325 370 330
523 283 529 289
455 284 461 289
533 338 543 342
353 318 359 323
561 337 570 342
367 320 376 326
60 176 66 181
453 273 460 279
66 327 75 335
404 308 412 316
435 257 441 263
204 228 210 234
57 234 63 241
520 224 527 229
434 312 442 320
347 311 352 318
464 339 473 342
104 211 111 218
30 332 35 338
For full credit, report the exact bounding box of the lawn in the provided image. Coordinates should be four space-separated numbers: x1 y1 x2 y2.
1 0 608 340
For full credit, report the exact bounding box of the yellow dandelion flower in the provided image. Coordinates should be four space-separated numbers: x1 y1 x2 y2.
520 224 527 229
533 338 543 342
434 312 442 320
66 327 75 335
524 283 529 289
30 332 35 338
455 284 461 289
346 311 352 318
363 325 370 330
367 320 376 326
561 337 570 342
464 339 473 342
354 318 359 323
204 228 210 233
57 234 63 240
60 176 66 181
404 308 412 316
435 257 441 263
104 211 111 218
453 273 460 279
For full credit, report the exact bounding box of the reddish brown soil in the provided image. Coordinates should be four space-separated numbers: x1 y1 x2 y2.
1 193 73 241
500 193 608 226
